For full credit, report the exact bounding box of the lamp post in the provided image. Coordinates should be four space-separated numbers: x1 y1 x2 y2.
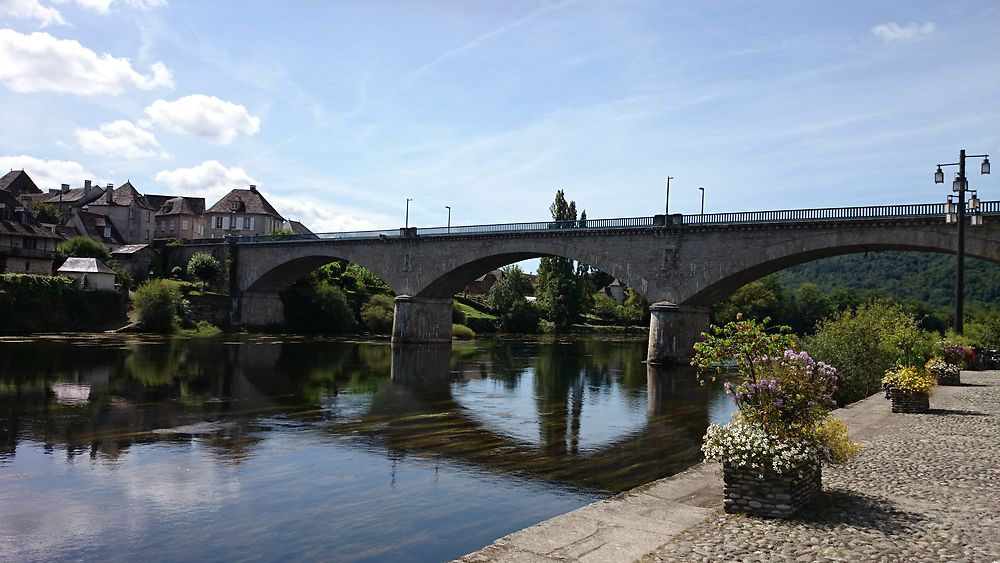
445 206 451 233
935 149 990 334
664 176 673 215
405 198 413 229
698 186 705 215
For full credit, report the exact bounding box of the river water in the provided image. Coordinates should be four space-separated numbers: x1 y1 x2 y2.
0 335 734 562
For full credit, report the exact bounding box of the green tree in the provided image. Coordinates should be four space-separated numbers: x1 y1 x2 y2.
132 279 184 332
535 190 587 329
361 294 395 333
33 202 63 224
282 281 357 333
57 236 110 265
788 283 832 334
714 280 778 325
186 252 221 290
488 265 541 332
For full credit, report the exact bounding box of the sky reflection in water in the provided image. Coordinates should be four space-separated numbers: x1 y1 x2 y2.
0 335 733 562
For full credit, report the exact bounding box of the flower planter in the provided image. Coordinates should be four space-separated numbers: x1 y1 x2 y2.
722 461 821 519
885 388 930 413
936 372 961 386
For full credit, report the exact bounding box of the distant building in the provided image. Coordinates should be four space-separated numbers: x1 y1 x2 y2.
85 181 155 244
281 219 315 238
110 244 153 278
0 189 60 274
57 257 116 291
65 209 127 248
38 180 105 219
146 195 206 240
464 269 502 295
204 185 284 238
0 170 42 197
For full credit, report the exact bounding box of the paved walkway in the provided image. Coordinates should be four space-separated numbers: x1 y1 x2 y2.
459 371 1000 562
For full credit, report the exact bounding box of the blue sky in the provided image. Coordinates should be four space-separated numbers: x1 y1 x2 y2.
1 0 998 233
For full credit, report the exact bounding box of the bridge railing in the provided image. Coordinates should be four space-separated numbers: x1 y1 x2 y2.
230 201 1000 244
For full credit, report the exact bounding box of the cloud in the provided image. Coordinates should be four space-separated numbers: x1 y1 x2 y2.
0 155 92 189
53 0 166 13
153 160 256 203
0 29 173 95
268 194 378 232
145 94 261 144
0 0 66 27
75 120 165 159
871 22 935 43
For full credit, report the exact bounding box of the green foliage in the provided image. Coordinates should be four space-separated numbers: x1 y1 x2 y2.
33 202 63 224
57 236 110 265
487 265 542 332
132 278 184 332
108 261 133 289
270 228 295 236
964 311 1000 349
282 281 357 333
0 274 124 333
802 302 934 405
360 294 395 334
186 252 221 289
534 190 590 330
591 290 647 325
452 323 475 339
692 315 797 384
451 301 467 325
179 320 222 337
503 300 543 333
714 280 779 325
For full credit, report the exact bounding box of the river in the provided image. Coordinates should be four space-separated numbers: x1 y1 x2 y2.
0 334 734 561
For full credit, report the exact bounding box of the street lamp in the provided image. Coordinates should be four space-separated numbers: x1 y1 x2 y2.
664 176 673 215
935 148 990 334
698 186 705 215
445 206 451 232
405 198 413 229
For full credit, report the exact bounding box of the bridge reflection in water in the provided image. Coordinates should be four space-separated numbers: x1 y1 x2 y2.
0 335 724 494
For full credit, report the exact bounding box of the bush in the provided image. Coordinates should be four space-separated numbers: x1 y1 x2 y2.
501 300 542 333
361 294 395 334
133 279 184 332
452 301 467 325
282 281 357 333
56 236 110 267
452 323 475 340
187 252 222 289
803 302 933 405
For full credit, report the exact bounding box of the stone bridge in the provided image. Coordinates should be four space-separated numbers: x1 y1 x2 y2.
222 201 1000 363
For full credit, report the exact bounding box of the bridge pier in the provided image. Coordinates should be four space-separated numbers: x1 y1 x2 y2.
646 302 709 365
391 295 453 344
237 291 285 327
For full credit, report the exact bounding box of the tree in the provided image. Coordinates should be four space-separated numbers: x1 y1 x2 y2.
132 279 184 332
33 202 63 224
57 236 110 266
488 265 541 332
713 280 778 325
186 252 221 290
536 190 587 329
361 294 395 333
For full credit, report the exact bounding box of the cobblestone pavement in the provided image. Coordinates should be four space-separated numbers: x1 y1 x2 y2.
646 371 1000 563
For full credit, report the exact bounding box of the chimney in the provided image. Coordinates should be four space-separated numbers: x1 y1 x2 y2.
249 184 257 193
105 183 114 203
61 183 70 193
84 180 92 193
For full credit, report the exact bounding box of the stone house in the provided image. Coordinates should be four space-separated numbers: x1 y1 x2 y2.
145 195 206 240
0 170 42 198
204 185 284 238
85 181 155 244
37 180 105 219
64 209 127 248
0 189 60 274
57 257 116 291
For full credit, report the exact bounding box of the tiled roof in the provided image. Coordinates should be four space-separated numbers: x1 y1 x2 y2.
57 257 116 274
0 190 60 238
111 244 149 255
40 186 99 204
0 170 41 195
76 211 126 245
285 220 313 235
150 195 206 215
112 182 155 210
206 188 282 218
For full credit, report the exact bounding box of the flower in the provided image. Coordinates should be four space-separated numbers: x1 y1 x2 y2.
881 365 936 395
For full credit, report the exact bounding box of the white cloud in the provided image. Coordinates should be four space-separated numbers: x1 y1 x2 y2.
75 120 165 159
145 94 261 144
53 0 166 13
0 0 66 27
268 194 378 233
0 155 92 190
871 22 936 43
153 160 256 203
0 29 174 95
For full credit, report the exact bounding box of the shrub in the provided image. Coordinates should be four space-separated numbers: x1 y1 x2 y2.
501 300 542 333
452 302 467 325
56 236 110 267
802 302 933 405
133 279 184 332
452 323 475 340
361 294 395 334
187 252 221 289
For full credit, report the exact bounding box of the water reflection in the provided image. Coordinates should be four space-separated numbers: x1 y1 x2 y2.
0 335 732 561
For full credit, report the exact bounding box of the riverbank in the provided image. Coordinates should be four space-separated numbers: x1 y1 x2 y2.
459 370 1000 562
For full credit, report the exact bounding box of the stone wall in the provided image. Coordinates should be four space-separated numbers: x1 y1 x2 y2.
886 388 930 413
723 461 822 519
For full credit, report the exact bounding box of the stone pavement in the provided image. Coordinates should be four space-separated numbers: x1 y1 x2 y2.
458 371 1000 563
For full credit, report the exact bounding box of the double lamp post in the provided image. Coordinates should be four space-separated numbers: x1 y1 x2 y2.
935 149 990 335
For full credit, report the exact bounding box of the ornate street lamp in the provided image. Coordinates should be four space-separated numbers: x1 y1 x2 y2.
935 149 990 334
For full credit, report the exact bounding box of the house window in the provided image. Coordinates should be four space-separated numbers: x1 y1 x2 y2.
230 215 238 229
243 217 252 230
229 201 240 211
181 219 189 230
146 212 151 221
145 231 149 241
24 262 30 272
214 216 224 229
104 226 111 238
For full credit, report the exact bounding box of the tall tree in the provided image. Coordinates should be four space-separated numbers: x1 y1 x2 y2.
536 190 586 329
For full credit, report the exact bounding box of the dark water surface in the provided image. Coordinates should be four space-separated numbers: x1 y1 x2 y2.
0 334 734 562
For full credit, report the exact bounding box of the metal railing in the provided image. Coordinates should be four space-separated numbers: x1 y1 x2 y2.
230 201 1000 244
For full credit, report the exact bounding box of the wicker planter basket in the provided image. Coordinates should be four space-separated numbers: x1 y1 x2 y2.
886 388 930 413
722 461 821 519
936 372 961 386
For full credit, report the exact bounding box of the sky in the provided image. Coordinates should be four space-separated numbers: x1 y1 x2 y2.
1 0 998 234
